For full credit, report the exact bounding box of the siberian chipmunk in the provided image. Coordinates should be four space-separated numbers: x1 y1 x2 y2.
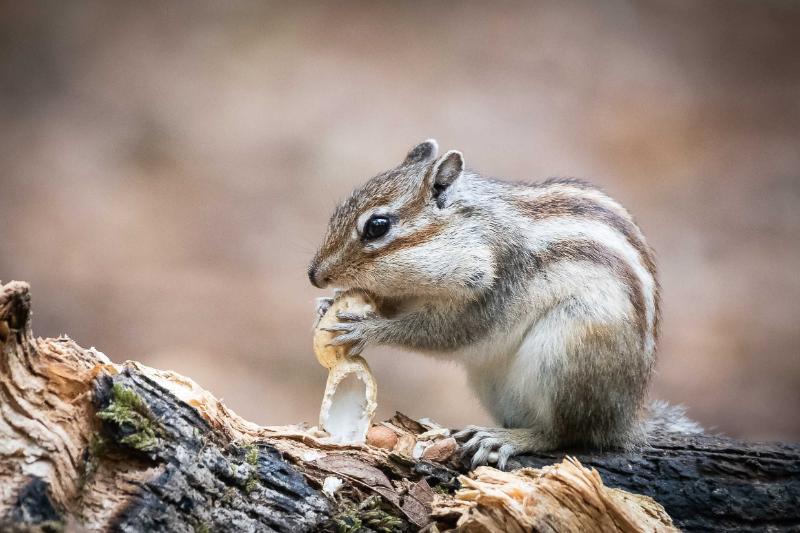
309 140 699 469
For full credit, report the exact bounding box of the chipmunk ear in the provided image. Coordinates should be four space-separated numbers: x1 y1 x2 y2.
402 139 438 165
432 150 463 187
428 150 463 206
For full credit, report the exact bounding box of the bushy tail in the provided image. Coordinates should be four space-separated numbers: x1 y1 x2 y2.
643 400 703 436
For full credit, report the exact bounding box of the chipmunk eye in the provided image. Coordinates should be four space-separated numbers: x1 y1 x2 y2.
363 216 390 240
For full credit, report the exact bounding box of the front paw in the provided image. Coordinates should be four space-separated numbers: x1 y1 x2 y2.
320 310 384 355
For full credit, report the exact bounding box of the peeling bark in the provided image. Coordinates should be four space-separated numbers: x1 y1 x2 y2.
1 280 799 532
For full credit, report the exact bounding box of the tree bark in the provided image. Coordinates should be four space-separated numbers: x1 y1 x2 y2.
1 280 798 532
511 433 800 531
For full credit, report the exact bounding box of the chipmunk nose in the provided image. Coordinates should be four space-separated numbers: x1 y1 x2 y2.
308 264 329 288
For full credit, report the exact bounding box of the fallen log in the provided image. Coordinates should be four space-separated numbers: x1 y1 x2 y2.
511 432 800 531
1 280 798 532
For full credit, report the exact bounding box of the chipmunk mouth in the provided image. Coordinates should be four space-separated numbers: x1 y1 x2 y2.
327 276 383 301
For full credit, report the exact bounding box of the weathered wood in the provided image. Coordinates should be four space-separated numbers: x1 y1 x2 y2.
0 281 328 531
512 432 800 532
2 280 799 532
0 280 451 532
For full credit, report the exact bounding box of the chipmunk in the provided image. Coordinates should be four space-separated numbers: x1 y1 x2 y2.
309 140 700 469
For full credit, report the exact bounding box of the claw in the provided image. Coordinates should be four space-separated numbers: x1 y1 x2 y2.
313 297 335 328
471 438 502 468
336 311 366 322
321 324 356 333
463 432 492 453
315 297 334 316
319 311 381 356
496 444 515 470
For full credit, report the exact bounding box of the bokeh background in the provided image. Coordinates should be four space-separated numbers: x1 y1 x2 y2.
2 0 798 440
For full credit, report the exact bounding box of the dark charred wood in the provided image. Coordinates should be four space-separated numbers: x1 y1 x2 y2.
91 371 331 533
510 432 800 532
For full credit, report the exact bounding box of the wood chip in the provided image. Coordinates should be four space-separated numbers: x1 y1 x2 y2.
431 457 678 532
389 412 428 435
422 437 458 463
401 479 435 527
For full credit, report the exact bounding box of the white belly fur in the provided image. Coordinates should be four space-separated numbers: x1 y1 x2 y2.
455 262 636 429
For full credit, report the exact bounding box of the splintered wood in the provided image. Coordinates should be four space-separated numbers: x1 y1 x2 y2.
432 457 677 533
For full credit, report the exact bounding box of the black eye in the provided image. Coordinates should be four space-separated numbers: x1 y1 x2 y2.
363 216 390 240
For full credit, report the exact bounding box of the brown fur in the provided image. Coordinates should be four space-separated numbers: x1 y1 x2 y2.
554 323 648 448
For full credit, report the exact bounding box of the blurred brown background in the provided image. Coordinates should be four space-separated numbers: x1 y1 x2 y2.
2 1 798 440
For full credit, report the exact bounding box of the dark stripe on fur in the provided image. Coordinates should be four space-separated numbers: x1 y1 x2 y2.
534 240 648 341
515 189 659 342
365 222 446 257
514 192 657 280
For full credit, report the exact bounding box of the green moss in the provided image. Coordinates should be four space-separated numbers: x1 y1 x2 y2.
89 433 109 457
96 383 161 452
238 444 260 495
244 476 259 494
334 512 362 533
334 496 404 533
244 444 258 466
432 483 453 496
192 521 211 533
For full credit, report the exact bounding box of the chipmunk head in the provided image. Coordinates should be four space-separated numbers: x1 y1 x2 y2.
309 140 496 300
